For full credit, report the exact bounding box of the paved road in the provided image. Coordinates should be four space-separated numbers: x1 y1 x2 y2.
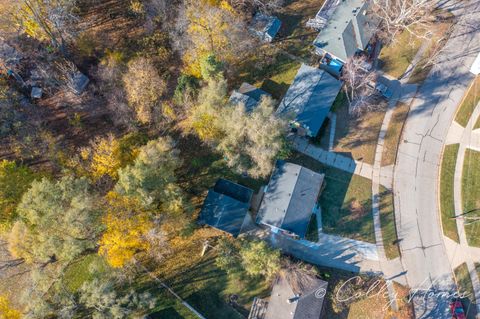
393 1 480 318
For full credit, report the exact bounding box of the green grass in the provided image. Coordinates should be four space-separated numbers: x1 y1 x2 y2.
454 263 478 319
440 144 460 242
382 102 410 166
456 77 480 127
288 152 375 243
306 213 319 242
379 187 400 259
379 31 423 79
462 149 480 247
474 116 480 130
63 254 111 292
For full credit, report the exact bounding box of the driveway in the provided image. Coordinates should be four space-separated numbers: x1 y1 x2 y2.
393 0 480 318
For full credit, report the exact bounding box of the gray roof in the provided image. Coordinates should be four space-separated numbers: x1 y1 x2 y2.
257 161 324 238
276 64 342 137
71 72 89 95
313 0 379 61
229 83 270 112
264 273 328 319
250 13 282 42
198 179 253 237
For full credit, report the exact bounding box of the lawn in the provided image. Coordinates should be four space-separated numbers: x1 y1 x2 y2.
332 93 386 164
382 102 411 166
379 186 400 259
379 30 423 79
454 263 478 319
462 149 480 247
288 152 375 243
440 144 460 242
63 254 111 292
456 77 480 127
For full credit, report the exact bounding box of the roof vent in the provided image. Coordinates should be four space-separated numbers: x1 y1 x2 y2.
287 295 300 304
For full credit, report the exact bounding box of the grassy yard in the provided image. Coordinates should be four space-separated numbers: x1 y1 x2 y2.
456 77 480 127
379 30 423 79
462 149 480 247
306 213 319 242
332 93 386 165
454 263 478 319
379 186 400 259
382 102 411 166
288 152 375 243
440 144 460 242
63 254 111 292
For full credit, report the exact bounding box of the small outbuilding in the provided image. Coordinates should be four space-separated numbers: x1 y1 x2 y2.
229 82 270 112
250 13 282 43
71 72 90 95
256 161 324 239
276 64 342 138
198 179 254 237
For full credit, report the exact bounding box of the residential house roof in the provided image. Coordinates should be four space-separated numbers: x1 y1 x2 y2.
276 64 342 137
198 179 253 237
229 83 270 112
249 271 328 319
313 0 379 61
256 161 324 239
250 13 282 42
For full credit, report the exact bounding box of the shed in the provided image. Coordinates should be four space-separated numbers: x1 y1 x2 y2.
229 83 270 112
198 179 254 237
276 64 342 137
250 13 282 43
71 72 90 95
256 161 324 239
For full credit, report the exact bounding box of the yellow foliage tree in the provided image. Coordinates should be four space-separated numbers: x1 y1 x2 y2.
90 134 121 180
98 193 154 268
0 295 21 319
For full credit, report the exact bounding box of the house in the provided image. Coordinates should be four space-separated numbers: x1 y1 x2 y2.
256 161 324 239
71 72 90 95
276 64 342 138
250 13 282 43
198 179 254 237
312 0 379 66
248 271 328 319
229 82 271 112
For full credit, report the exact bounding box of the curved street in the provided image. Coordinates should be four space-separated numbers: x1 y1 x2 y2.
393 0 480 317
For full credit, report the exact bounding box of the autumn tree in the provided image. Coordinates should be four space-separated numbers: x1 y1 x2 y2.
215 237 241 274
13 0 79 50
340 55 380 115
240 240 280 279
219 96 287 178
79 278 155 318
174 0 254 77
99 193 157 268
8 176 101 264
371 0 436 42
0 295 21 319
123 56 166 124
0 160 39 232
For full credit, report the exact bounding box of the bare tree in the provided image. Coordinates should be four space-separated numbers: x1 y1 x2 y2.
371 0 437 43
340 55 379 115
228 0 284 13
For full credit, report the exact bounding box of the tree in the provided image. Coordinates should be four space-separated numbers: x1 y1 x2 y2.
0 295 21 319
181 76 227 142
200 54 224 80
123 57 166 124
114 137 185 211
98 193 156 268
218 96 287 178
340 55 380 115
14 0 79 50
371 0 436 42
0 160 39 232
215 237 241 273
79 278 155 319
8 176 100 264
88 134 122 180
240 240 280 279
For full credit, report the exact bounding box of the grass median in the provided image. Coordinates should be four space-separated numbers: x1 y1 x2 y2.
462 148 480 247
380 186 400 259
440 144 460 243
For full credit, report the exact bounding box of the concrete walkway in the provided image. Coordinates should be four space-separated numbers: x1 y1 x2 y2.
447 101 480 314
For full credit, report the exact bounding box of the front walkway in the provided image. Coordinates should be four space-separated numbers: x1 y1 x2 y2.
445 101 480 315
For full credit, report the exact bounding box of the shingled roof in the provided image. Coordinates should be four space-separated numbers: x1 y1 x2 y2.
198 179 253 237
229 83 270 112
256 161 324 238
